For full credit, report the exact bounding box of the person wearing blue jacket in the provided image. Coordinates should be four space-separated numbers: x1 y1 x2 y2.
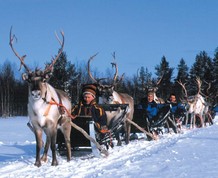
166 93 186 126
142 92 166 122
139 92 169 140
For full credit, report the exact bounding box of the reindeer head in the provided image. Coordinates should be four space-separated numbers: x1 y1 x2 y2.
144 76 164 103
9 27 64 100
87 52 124 104
146 76 163 94
177 77 205 114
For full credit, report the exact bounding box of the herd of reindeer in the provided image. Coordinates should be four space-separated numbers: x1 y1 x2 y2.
8 28 216 167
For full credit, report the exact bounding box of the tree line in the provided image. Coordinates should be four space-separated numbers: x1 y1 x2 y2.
0 49 217 117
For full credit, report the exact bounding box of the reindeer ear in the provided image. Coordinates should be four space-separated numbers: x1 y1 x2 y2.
22 73 29 81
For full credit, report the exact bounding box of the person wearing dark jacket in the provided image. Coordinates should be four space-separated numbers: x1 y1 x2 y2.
166 93 186 117
71 84 108 133
139 92 168 140
166 93 186 126
141 92 166 122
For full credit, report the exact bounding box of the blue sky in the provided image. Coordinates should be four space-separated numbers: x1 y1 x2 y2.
0 0 218 78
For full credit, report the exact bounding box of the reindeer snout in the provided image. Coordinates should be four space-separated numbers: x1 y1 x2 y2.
31 90 41 100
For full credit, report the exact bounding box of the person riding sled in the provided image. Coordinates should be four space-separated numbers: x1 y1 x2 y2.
166 93 186 128
71 84 109 134
140 91 169 140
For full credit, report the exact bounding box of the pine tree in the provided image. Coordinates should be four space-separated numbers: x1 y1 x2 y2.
174 58 189 100
49 51 78 103
132 67 152 104
212 48 218 104
189 51 213 95
155 56 174 100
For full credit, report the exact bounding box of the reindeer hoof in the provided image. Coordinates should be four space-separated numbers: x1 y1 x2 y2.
34 161 41 167
51 160 58 166
117 142 122 146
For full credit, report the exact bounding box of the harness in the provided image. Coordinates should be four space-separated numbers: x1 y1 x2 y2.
42 84 64 117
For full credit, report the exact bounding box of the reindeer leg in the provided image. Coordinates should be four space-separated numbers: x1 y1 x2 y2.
115 132 122 146
199 115 204 128
41 135 50 163
185 112 189 128
207 113 213 125
61 119 72 162
34 129 43 167
165 121 170 133
124 121 131 144
191 113 195 129
50 129 58 166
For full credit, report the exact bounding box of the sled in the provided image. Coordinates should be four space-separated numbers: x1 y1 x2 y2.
56 104 129 157
131 105 178 139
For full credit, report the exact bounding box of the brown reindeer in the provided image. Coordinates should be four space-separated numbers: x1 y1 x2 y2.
88 53 134 145
177 77 206 128
9 28 72 167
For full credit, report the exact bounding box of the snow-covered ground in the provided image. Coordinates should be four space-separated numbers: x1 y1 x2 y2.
0 115 218 178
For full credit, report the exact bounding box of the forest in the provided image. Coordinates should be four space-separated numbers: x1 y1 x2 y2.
0 49 217 117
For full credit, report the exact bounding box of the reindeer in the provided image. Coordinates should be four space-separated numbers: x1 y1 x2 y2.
177 77 206 128
9 28 72 167
88 53 134 146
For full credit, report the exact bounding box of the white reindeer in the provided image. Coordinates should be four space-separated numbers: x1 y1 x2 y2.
9 28 72 167
178 77 206 128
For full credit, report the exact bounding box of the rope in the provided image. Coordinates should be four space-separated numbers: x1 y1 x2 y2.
47 100 77 120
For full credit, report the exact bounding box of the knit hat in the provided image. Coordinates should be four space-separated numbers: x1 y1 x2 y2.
82 84 97 98
147 91 155 96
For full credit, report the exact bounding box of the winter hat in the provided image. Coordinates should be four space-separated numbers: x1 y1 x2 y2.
147 91 155 96
82 84 97 98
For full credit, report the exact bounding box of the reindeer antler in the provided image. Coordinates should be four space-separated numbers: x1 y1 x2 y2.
177 80 188 98
44 31 65 74
9 27 31 73
87 53 99 83
111 52 118 83
156 74 164 85
195 77 202 96
111 62 118 83
111 52 125 85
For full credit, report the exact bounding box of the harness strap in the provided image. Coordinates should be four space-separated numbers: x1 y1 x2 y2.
43 84 63 117
43 97 58 116
45 99 79 121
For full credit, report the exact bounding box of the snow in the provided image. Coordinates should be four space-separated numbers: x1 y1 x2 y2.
0 115 218 178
